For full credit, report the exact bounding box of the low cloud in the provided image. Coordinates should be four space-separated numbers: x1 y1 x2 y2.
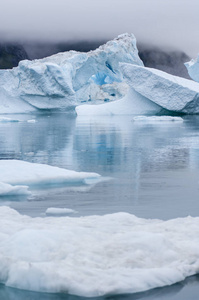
0 0 198 57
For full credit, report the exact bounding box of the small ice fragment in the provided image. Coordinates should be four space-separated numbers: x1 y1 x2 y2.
27 119 37 123
45 207 77 216
0 182 30 196
133 116 183 122
0 117 21 122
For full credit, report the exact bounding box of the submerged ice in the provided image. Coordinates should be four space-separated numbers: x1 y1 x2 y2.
0 207 199 296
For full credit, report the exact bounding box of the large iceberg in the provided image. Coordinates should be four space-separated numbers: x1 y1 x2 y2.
0 34 143 113
121 63 199 114
185 55 199 82
0 207 199 296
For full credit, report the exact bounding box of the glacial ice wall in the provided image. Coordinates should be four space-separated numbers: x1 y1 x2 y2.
0 34 143 113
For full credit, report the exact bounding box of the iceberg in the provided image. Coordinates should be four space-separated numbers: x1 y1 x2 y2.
76 88 162 116
0 34 143 113
185 55 199 82
121 63 199 114
0 160 101 188
0 207 199 296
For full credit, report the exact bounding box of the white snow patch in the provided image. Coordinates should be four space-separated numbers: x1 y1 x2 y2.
0 207 199 296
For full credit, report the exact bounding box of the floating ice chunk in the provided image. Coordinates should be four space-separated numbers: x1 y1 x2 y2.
27 119 37 123
45 207 77 216
0 207 199 296
0 182 30 196
76 88 161 116
0 34 143 113
0 160 101 187
121 63 199 114
133 116 183 122
185 54 199 82
0 117 21 122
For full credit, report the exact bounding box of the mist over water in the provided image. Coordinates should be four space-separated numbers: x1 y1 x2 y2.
0 0 199 57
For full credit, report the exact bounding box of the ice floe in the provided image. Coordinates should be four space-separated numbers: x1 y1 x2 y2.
0 160 101 188
0 207 199 296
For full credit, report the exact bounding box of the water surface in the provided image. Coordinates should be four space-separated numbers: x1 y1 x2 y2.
0 112 199 299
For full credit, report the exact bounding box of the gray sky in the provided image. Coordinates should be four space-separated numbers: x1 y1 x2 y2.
0 0 198 57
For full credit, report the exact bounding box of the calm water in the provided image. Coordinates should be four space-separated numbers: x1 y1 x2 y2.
1 112 199 299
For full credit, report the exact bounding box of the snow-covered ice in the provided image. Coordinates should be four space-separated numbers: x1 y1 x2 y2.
121 63 199 114
0 160 101 188
0 207 199 296
185 55 199 82
76 88 161 116
0 34 143 113
45 207 77 216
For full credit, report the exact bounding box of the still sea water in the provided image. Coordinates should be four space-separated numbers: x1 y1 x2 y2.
0 112 199 299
